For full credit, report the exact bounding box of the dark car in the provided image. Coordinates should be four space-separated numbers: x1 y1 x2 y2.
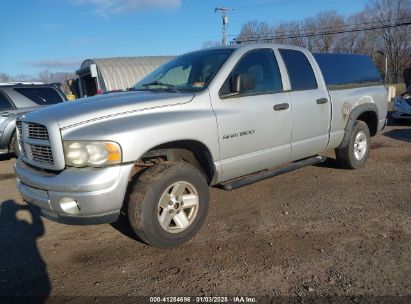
392 67 411 122
0 82 67 156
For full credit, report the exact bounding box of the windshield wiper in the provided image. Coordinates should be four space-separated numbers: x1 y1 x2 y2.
141 81 180 93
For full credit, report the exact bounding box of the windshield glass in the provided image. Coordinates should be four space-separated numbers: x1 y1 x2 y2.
133 49 235 93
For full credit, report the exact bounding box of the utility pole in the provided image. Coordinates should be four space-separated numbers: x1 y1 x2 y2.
215 7 233 46
377 50 388 84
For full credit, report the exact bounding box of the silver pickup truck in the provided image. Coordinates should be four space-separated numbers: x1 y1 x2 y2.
14 44 387 247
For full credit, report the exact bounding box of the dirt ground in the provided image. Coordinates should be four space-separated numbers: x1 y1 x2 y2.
0 119 410 303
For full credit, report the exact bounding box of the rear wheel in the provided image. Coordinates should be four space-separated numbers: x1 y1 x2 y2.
336 120 370 169
127 161 209 248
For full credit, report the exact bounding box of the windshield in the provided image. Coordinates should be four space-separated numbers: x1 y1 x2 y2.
133 49 234 93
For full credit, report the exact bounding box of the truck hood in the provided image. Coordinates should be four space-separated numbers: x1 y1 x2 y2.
23 91 194 129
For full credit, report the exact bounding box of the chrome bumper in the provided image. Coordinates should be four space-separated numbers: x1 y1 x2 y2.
14 158 134 225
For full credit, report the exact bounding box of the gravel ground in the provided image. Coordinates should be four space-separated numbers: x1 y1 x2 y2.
0 121 410 303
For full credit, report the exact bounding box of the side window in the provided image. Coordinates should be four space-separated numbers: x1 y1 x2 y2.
221 49 283 96
279 49 318 91
0 91 14 110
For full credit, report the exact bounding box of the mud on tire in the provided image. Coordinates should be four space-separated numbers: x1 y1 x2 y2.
127 161 209 248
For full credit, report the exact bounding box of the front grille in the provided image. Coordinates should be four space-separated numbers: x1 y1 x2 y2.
29 145 54 164
28 123 49 140
16 121 55 167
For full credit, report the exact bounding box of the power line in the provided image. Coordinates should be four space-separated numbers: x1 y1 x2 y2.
227 16 411 38
232 20 411 44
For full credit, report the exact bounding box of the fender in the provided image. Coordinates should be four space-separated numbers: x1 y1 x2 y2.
0 119 16 151
338 103 378 149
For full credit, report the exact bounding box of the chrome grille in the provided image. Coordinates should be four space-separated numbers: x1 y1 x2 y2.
28 123 49 140
29 145 54 164
16 120 55 167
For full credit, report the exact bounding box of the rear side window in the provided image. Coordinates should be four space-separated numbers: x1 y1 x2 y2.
0 91 14 110
14 87 64 105
313 53 381 88
280 49 317 91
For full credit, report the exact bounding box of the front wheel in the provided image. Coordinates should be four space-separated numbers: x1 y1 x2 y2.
335 120 370 169
127 161 209 248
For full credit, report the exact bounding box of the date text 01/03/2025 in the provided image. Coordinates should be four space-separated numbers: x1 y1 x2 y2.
149 296 257 303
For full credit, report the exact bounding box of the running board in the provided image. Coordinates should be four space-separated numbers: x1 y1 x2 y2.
222 155 327 190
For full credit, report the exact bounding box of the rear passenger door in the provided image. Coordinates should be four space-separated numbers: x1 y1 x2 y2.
279 49 331 161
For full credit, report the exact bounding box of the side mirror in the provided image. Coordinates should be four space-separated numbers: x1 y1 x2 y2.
219 73 256 99
232 73 255 93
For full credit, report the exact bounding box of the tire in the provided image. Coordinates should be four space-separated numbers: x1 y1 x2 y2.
127 161 209 248
9 132 19 158
335 120 370 169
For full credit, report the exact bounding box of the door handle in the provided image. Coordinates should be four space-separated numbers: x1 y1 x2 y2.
316 98 328 104
1 112 11 117
273 103 289 111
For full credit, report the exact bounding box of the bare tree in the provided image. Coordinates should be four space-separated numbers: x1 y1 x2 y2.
0 71 75 94
13 74 32 82
37 70 52 83
284 21 306 47
236 20 272 44
35 70 76 94
202 41 221 49
312 11 346 52
237 11 346 52
366 0 411 83
272 23 289 44
302 17 318 51
0 73 11 82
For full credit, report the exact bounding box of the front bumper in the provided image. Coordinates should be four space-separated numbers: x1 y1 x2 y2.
14 158 134 225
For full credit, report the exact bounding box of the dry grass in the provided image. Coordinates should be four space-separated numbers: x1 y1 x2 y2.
389 83 406 96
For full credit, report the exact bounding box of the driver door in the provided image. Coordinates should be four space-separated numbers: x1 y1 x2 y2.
211 49 292 181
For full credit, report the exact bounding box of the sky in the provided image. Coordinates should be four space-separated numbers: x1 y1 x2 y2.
0 0 369 76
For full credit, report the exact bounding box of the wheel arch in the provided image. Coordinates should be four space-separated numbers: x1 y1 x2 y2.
338 103 379 149
1 119 17 151
136 140 216 185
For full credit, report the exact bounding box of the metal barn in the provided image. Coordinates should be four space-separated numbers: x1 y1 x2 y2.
75 56 175 97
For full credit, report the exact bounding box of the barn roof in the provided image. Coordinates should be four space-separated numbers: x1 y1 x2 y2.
76 56 175 91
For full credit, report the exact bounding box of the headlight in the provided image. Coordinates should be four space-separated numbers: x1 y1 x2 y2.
63 141 122 167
